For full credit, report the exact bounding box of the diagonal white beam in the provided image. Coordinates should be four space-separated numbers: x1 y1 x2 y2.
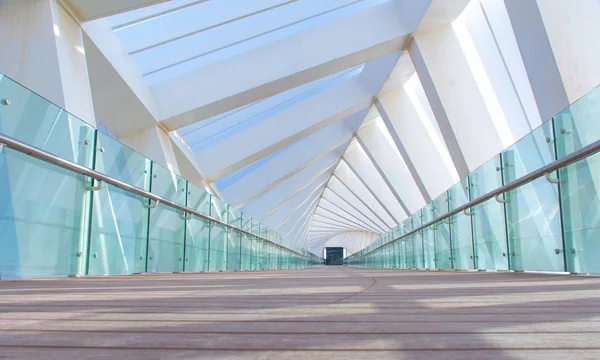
317 205 376 234
312 216 359 231
264 176 330 225
193 77 372 181
374 98 432 203
314 210 368 232
341 158 404 222
322 188 388 233
230 138 350 208
285 195 321 239
279 189 323 235
354 134 411 216
155 0 430 129
330 174 393 229
242 153 339 218
265 181 327 229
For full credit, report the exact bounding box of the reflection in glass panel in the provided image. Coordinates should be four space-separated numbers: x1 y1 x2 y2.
469 156 508 270
503 121 564 272
448 179 474 270
0 149 91 279
185 182 210 272
432 192 452 270
147 202 185 273
422 204 436 269
89 185 149 275
226 205 242 271
89 133 151 275
555 97 600 273
209 196 228 271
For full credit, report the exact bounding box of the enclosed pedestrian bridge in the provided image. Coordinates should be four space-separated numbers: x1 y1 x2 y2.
2 0 600 358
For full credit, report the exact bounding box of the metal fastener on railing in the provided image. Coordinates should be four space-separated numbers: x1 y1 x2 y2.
1 98 10 106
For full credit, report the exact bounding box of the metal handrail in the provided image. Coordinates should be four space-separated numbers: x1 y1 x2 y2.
352 137 600 258
0 132 310 259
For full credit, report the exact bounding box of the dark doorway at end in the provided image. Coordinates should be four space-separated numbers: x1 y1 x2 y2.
325 247 344 265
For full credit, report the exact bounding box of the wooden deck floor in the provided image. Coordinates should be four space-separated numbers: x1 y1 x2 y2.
1 267 600 359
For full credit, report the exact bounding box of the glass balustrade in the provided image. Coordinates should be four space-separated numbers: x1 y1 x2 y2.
346 84 600 275
0 74 322 280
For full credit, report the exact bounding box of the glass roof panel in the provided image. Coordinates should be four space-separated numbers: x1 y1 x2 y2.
183 64 364 152
213 142 296 191
114 0 292 53
104 0 389 84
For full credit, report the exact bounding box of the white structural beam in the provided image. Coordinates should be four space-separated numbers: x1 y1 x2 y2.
534 0 600 103
310 223 354 233
410 23 504 171
268 179 329 229
63 0 171 22
284 195 321 239
354 133 416 215
241 151 339 219
155 0 430 130
503 0 569 121
312 214 358 231
330 175 394 229
324 186 388 233
243 158 337 218
193 77 372 181
377 74 460 200
374 98 431 203
0 0 95 125
278 189 323 235
220 121 354 207
318 200 380 234
180 67 360 149
340 158 403 224
81 22 184 174
314 208 373 234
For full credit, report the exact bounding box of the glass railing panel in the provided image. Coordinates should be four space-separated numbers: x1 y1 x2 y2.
209 196 228 271
503 121 564 272
448 178 475 270
184 182 210 272
240 215 252 270
555 95 600 273
469 155 509 270
147 164 186 273
88 132 151 276
147 200 185 273
0 76 95 168
412 211 424 269
432 192 452 269
150 163 187 205
227 205 242 271
422 203 436 269
0 148 91 279
404 236 415 268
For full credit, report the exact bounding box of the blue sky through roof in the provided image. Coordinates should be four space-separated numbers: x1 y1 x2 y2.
183 64 365 152
105 0 389 84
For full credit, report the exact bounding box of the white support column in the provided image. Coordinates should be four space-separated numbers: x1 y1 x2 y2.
194 77 372 181
503 0 569 121
374 98 431 203
119 125 181 175
408 40 470 178
535 0 600 103
0 0 95 125
410 24 505 171
377 82 460 200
